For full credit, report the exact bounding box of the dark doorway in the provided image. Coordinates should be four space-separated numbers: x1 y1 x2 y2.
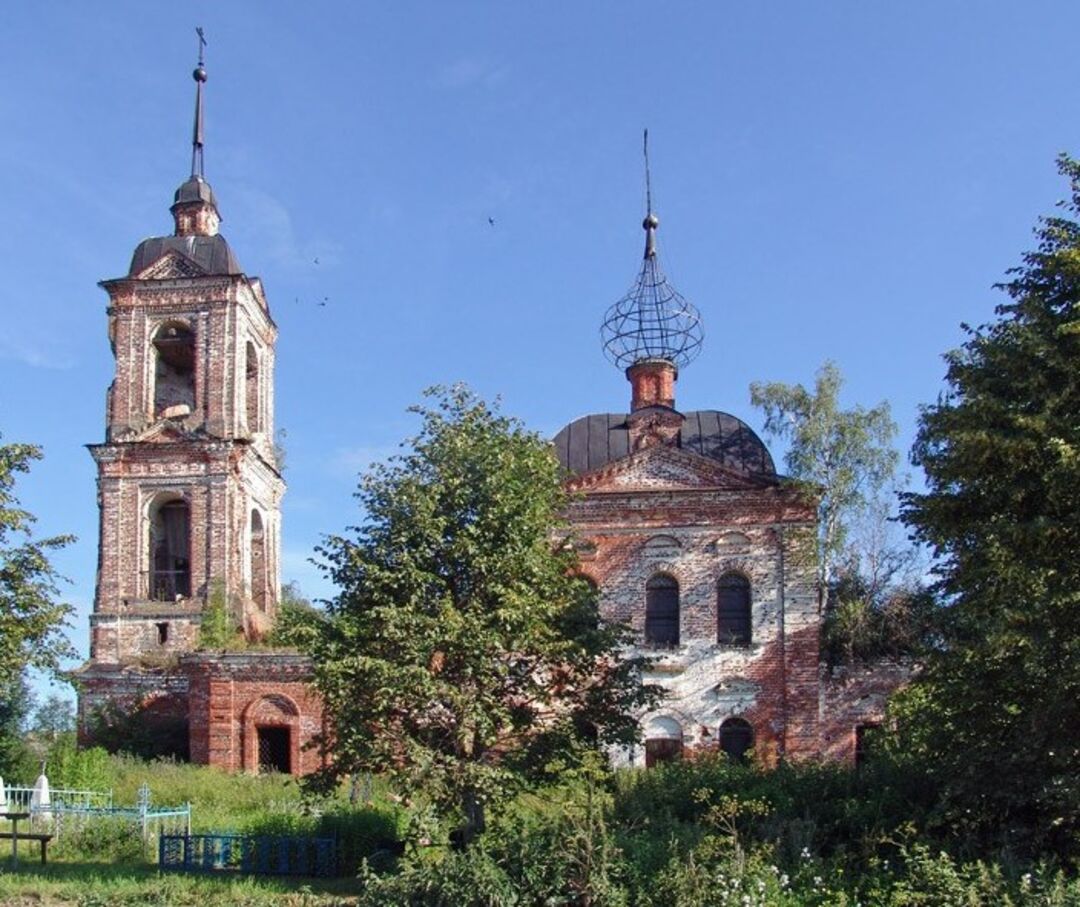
719 717 754 763
257 726 291 774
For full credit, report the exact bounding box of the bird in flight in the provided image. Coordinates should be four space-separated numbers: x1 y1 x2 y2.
488 217 495 227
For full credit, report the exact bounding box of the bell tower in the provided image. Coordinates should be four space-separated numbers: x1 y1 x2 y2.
86 41 285 667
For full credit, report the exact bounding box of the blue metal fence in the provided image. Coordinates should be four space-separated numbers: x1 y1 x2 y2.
159 833 337 877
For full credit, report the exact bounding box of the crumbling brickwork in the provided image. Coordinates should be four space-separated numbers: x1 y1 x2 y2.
821 660 914 763
562 441 822 764
77 173 295 769
78 99 905 774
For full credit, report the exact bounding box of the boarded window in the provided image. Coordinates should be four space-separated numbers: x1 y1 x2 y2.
719 717 754 763
150 498 191 601
645 574 679 646
718 573 752 645
645 737 683 768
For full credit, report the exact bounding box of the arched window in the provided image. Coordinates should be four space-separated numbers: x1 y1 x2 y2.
250 509 268 612
645 574 679 647
719 717 754 763
245 341 260 433
149 496 191 601
644 716 683 768
718 573 752 646
152 323 195 418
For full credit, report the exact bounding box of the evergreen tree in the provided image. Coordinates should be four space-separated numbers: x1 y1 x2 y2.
310 386 658 844
894 155 1080 857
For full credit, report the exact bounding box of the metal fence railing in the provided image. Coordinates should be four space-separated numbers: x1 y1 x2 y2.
159 834 337 877
3 787 113 810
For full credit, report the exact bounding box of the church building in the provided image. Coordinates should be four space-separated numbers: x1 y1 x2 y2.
77 54 902 774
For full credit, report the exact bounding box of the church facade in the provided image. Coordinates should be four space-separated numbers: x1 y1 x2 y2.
76 57 901 775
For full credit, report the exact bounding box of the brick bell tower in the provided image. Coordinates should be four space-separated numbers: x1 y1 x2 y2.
84 44 284 672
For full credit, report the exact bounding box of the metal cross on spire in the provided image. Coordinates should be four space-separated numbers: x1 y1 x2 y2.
190 27 208 178
642 128 659 260
644 128 653 216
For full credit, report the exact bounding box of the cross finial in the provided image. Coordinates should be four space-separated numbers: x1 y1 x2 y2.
644 128 653 216
196 27 207 66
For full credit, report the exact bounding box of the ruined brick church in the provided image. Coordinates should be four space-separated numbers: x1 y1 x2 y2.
77 57 900 774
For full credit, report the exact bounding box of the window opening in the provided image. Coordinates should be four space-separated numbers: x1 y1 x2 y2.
645 574 679 646
152 324 195 418
250 509 268 612
156 622 169 645
150 499 191 601
718 573 752 645
719 717 754 763
245 341 260 432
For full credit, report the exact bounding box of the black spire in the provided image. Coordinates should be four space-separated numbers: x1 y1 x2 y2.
190 27 207 178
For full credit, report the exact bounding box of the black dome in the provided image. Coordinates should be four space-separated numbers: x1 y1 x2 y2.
553 410 776 477
172 176 218 209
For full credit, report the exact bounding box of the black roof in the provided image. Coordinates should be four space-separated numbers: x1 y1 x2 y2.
553 410 776 477
172 176 218 209
128 234 241 277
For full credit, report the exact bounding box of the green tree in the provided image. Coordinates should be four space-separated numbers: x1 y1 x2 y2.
0 439 75 686
310 386 658 844
893 155 1080 857
0 674 35 778
30 693 75 743
750 362 899 586
267 581 327 649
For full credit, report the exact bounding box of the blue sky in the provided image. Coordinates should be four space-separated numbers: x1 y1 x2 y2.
3 3 1079 698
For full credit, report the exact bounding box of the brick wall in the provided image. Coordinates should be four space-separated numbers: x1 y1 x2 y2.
820 660 913 763
182 653 328 775
565 447 825 765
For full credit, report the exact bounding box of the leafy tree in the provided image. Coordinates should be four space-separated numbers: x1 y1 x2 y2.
30 693 75 743
893 155 1080 857
309 386 658 844
198 579 239 649
750 362 899 586
267 580 327 649
0 674 35 778
0 439 75 686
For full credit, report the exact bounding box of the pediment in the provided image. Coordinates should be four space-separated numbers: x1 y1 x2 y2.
134 250 207 280
568 445 773 493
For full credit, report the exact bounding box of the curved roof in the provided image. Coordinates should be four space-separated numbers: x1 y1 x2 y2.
128 234 242 277
172 176 218 209
553 410 776 477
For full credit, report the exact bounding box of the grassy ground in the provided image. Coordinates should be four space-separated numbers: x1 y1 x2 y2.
0 755 374 905
0 862 362 906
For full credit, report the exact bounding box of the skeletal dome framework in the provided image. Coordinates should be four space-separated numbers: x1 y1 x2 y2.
600 134 703 372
